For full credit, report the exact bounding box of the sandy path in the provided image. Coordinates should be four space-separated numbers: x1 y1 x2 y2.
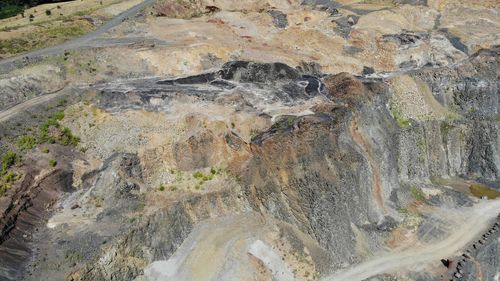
0 89 63 122
324 199 500 281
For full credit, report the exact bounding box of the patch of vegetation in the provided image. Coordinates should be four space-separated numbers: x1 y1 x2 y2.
39 111 80 146
17 135 37 150
0 20 92 56
416 138 426 153
2 171 17 183
65 250 83 263
46 24 87 38
440 121 454 137
158 183 165 191
60 127 80 146
175 170 183 181
210 167 219 175
0 25 22 32
397 207 409 214
389 100 411 129
459 130 466 142
0 184 8 196
409 186 426 202
39 111 64 142
2 151 20 175
57 99 67 107
0 4 24 19
192 168 220 190
270 116 296 131
48 159 57 167
469 184 500 199
0 38 31 54
42 147 50 153
193 171 204 179
0 171 20 196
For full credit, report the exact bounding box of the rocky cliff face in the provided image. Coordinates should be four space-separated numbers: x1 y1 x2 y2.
0 0 499 281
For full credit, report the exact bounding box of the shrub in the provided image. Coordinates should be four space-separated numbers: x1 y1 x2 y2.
0 38 30 54
57 99 67 107
17 135 37 150
60 127 80 146
193 171 204 179
29 14 34 21
2 171 16 183
409 186 426 202
2 151 19 174
48 159 57 167
45 9 51 16
42 147 49 153
159 184 165 191
389 100 411 129
39 111 79 146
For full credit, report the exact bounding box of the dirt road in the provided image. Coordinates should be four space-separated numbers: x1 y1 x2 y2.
0 0 156 73
0 87 68 122
324 199 500 281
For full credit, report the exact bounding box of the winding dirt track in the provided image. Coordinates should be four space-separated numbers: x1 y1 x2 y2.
324 199 500 281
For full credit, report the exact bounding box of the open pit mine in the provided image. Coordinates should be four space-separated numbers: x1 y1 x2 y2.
0 0 499 281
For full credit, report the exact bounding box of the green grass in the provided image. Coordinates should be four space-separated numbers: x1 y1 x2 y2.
17 135 37 150
469 184 500 199
397 207 409 214
46 24 87 38
210 167 217 175
64 250 83 263
60 127 80 146
48 159 57 167
0 21 91 56
440 122 454 137
193 171 204 179
2 151 19 175
0 38 31 54
409 186 426 202
389 100 411 129
2 171 17 183
39 111 79 146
